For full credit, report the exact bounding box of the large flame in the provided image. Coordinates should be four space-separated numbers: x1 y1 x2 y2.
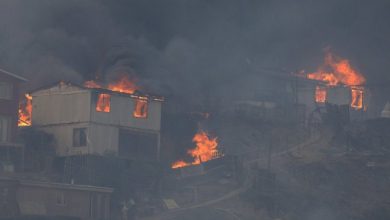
307 52 365 86
307 52 366 109
171 130 221 169
133 99 148 118
96 93 111 112
18 94 32 127
84 75 139 95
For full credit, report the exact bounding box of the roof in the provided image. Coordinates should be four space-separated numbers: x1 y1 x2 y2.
0 177 113 193
0 68 27 81
19 180 114 193
31 81 164 102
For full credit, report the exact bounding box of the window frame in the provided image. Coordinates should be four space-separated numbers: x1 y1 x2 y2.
96 93 111 113
133 99 148 119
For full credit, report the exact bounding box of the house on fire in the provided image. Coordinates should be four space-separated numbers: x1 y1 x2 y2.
29 82 163 161
226 71 369 124
0 69 27 172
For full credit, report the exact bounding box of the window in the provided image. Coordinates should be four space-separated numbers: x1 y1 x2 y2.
351 87 364 109
0 82 13 100
133 99 148 118
56 192 66 206
96 93 111 112
315 86 327 103
73 128 87 147
0 116 10 142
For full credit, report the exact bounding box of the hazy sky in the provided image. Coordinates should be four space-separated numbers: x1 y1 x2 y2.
1 0 389 101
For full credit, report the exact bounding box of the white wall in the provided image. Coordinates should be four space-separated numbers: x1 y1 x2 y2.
90 92 162 131
39 123 90 156
32 90 91 126
88 124 118 155
32 85 162 157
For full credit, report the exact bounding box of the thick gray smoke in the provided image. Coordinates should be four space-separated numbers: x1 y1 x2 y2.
1 0 390 105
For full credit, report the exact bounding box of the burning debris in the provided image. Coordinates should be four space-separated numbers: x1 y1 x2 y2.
84 74 139 95
18 94 32 127
172 130 222 169
306 51 366 109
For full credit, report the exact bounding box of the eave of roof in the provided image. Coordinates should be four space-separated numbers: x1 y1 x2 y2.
0 68 27 81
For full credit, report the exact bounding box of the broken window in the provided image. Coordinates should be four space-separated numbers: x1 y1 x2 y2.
0 82 13 100
96 93 111 112
73 128 87 147
133 99 148 118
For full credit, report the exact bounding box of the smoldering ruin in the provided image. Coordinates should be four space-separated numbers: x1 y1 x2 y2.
1 1 390 220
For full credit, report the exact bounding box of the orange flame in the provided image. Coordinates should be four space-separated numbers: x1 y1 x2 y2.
84 75 139 95
307 52 366 86
133 99 148 118
315 86 327 103
18 94 32 127
351 86 364 110
171 130 221 169
96 93 111 112
307 52 366 109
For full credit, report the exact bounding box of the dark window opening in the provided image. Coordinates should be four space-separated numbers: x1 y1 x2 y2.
73 128 87 147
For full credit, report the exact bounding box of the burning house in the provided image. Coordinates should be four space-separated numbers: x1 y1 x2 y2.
24 79 163 161
297 52 369 122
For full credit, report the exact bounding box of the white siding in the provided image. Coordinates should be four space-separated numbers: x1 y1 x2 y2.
90 93 161 131
32 85 162 157
32 91 91 126
39 123 90 156
88 124 118 155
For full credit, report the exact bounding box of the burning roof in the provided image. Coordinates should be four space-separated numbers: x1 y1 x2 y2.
18 76 164 127
303 51 366 110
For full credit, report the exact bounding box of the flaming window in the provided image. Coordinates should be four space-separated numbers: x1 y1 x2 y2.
96 93 111 112
133 99 148 118
315 86 327 103
18 94 32 127
351 87 364 110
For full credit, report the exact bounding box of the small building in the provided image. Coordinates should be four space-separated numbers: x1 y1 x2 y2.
0 177 113 220
30 82 163 161
0 69 27 172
